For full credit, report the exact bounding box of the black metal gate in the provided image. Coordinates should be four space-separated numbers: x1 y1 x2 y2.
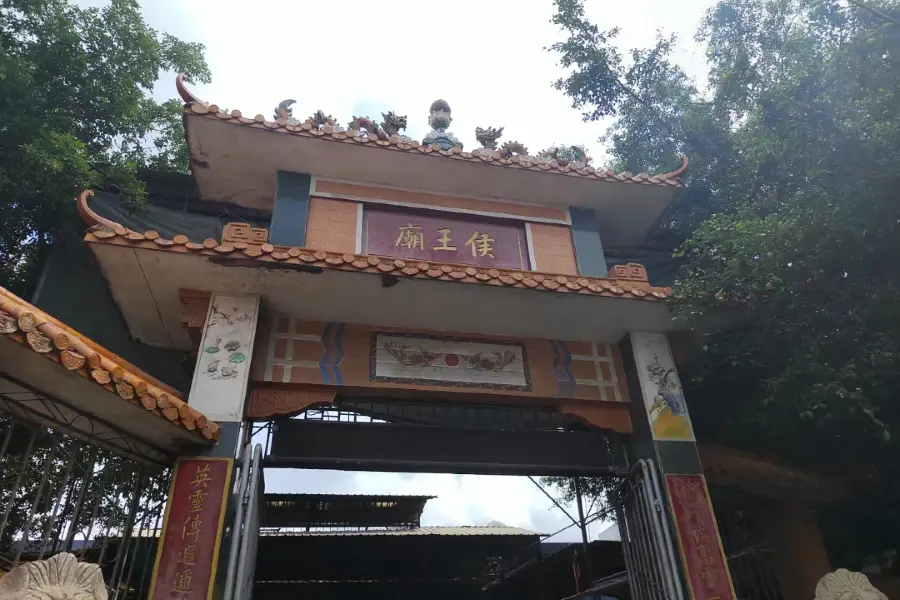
610 459 685 600
223 442 264 600
0 415 170 599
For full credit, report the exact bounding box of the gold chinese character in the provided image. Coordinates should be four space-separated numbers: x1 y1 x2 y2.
189 489 205 513
697 543 713 566
395 223 424 250
182 514 202 542
701 566 718 589
691 526 707 544
173 567 193 593
465 231 495 258
674 478 702 499
177 544 197 566
190 464 212 488
432 228 456 251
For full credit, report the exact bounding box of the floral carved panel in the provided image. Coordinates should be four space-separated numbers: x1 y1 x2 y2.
0 553 107 600
815 569 887 600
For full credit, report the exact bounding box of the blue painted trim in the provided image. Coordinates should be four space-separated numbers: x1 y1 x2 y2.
270 171 311 247
551 340 576 398
569 207 609 277
332 323 346 386
319 322 333 384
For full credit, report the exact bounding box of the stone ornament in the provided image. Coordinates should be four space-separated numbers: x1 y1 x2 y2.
475 126 504 150
815 569 887 600
423 99 463 150
0 553 107 600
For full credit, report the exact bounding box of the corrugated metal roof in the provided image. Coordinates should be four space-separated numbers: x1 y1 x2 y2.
260 525 540 537
130 525 541 538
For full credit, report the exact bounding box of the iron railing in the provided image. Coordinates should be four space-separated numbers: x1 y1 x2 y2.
0 416 170 599
610 459 685 600
714 503 783 600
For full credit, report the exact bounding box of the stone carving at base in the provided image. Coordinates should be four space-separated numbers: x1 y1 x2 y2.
815 569 887 600
0 553 107 599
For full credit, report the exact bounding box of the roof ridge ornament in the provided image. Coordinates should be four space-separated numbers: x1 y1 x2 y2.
475 126 504 151
176 73 208 107
77 190 130 236
537 144 592 168
660 155 689 180
423 99 463 150
348 116 388 140
275 99 297 123
498 140 528 159
381 111 408 137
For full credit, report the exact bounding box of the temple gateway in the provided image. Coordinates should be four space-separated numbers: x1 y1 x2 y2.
0 74 892 600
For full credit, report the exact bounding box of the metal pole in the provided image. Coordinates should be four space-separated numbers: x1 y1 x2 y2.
38 450 77 559
644 459 686 600
15 444 58 566
108 468 146 595
0 427 38 542
223 443 253 600
234 444 262 600
64 450 98 552
79 464 111 561
0 420 16 465
573 477 594 585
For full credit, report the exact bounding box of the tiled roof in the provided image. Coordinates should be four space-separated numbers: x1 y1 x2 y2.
78 191 671 302
176 74 687 187
0 286 220 441
260 526 540 537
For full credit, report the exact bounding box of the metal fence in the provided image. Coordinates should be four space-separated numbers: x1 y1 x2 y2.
714 502 783 600
0 416 170 599
610 459 685 600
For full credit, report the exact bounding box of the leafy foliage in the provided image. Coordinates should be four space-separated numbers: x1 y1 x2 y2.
0 0 209 297
543 0 900 521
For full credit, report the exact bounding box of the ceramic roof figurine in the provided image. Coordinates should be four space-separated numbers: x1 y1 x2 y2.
423 99 463 150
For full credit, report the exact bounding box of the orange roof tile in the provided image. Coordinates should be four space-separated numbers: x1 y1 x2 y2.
78 191 671 302
0 285 220 442
176 74 688 187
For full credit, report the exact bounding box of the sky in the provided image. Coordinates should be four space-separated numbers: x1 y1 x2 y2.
83 0 716 541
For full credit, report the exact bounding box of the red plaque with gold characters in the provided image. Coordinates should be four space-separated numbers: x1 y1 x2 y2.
665 474 737 600
148 457 233 600
362 206 529 269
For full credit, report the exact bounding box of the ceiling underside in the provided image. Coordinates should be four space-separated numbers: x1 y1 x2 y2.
89 243 678 351
0 337 210 464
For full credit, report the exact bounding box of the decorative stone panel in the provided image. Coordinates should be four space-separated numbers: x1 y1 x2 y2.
0 553 107 600
815 569 887 600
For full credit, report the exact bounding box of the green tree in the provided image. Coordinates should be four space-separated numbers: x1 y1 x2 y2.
0 0 209 297
543 0 900 533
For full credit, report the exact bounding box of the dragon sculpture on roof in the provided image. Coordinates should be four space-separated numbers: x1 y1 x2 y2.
475 126 504 150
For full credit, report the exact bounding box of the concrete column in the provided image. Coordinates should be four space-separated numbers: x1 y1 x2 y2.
764 500 832 600
622 332 738 600
152 293 262 600
188 294 260 425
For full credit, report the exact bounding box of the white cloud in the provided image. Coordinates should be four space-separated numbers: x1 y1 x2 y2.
133 0 715 162
81 0 717 541
265 468 608 542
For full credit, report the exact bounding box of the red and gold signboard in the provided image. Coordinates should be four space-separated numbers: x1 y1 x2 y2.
665 474 737 600
362 206 529 269
148 457 233 600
